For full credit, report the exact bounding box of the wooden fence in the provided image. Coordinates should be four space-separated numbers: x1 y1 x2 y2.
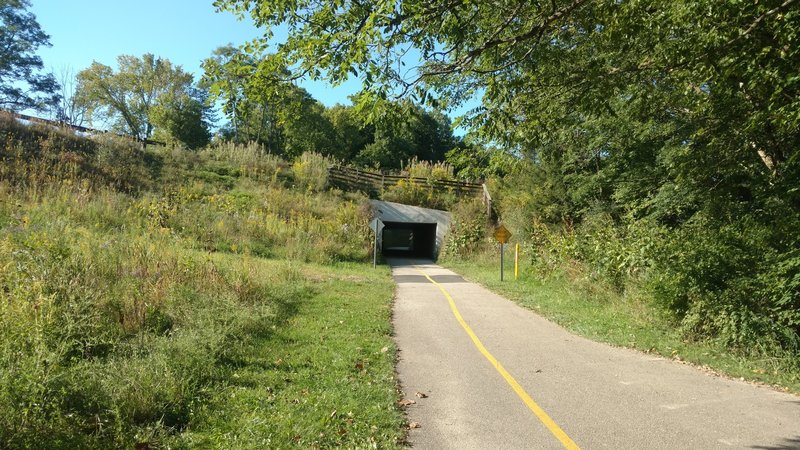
327 165 484 196
2 110 166 146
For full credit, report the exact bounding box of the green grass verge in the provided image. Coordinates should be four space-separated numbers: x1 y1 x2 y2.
182 260 404 449
441 254 800 394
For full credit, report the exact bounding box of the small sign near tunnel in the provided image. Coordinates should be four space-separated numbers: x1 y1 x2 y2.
493 224 512 244
494 224 512 281
369 218 384 233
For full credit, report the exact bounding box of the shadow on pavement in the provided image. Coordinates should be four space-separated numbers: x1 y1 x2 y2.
750 436 800 449
394 274 466 284
386 258 465 284
385 257 433 267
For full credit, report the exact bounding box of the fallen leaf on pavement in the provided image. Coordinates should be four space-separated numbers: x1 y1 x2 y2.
415 391 428 398
398 399 416 407
409 422 421 429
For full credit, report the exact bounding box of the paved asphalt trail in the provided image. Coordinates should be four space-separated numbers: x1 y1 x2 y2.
391 259 800 449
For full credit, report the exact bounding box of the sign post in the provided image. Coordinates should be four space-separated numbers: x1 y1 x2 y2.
369 218 384 268
501 243 505 281
493 225 512 281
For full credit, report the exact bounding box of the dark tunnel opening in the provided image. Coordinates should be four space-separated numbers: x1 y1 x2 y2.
381 222 438 259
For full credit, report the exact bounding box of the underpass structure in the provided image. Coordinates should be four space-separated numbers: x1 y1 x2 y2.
370 200 451 260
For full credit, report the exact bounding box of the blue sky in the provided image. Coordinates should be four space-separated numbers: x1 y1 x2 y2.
29 0 363 107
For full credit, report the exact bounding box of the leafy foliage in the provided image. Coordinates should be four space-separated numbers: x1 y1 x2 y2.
208 0 800 353
443 197 491 258
149 87 212 149
382 159 459 209
77 54 211 146
0 0 58 110
201 45 325 154
445 141 517 181
201 44 462 167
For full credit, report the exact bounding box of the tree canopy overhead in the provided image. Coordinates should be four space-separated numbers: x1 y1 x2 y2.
211 0 800 352
214 0 799 175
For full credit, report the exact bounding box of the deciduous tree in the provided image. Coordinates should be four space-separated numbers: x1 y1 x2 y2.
213 0 800 350
150 87 212 149
76 54 206 143
51 66 88 126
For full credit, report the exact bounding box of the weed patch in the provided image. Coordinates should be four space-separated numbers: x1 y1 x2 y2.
0 122 404 447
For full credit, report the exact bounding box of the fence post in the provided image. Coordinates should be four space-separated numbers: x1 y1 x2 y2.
482 183 496 223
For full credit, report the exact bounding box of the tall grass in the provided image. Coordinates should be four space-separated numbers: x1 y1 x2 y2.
0 118 402 448
383 158 459 209
291 151 330 192
199 141 284 181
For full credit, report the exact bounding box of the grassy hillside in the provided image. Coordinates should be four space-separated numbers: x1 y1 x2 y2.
0 114 404 448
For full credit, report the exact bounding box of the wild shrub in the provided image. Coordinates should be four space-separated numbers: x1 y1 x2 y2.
646 216 800 354
0 127 379 446
0 114 168 195
92 134 160 192
761 250 800 349
569 215 663 290
516 204 799 355
522 220 579 278
0 112 97 162
0 210 315 447
383 158 459 209
200 141 284 181
0 114 97 187
443 197 490 257
291 151 329 192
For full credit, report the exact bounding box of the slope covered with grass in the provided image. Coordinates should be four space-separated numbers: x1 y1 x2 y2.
0 114 404 448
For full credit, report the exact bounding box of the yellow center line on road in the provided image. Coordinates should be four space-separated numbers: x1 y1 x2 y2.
413 265 581 450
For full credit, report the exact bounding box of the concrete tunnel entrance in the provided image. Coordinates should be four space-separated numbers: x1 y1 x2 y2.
381 221 438 259
370 200 451 261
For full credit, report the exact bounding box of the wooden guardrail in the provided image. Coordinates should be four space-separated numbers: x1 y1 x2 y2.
2 110 166 146
327 165 483 196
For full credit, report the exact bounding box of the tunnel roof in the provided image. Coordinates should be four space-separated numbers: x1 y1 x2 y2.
370 200 451 227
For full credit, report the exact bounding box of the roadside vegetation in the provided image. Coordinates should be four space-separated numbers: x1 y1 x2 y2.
441 197 800 394
3 0 800 443
213 0 800 389
0 114 404 448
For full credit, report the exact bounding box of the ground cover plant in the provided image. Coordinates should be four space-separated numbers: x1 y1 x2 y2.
382 159 460 210
0 116 404 448
440 198 800 394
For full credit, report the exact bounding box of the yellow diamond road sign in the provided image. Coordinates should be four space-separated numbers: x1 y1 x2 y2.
493 224 512 244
